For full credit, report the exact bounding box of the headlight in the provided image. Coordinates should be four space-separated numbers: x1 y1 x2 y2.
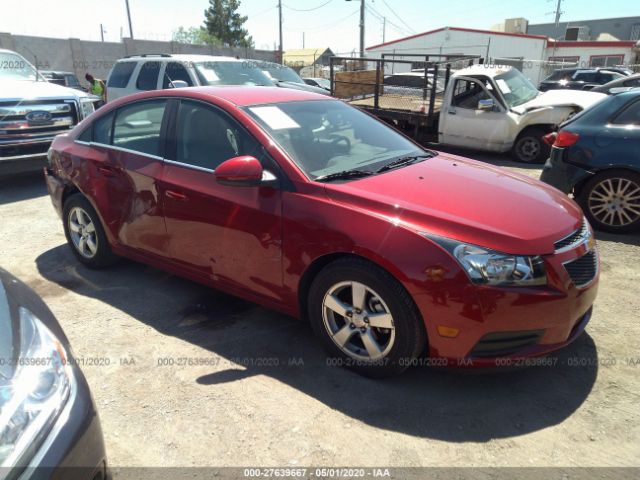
423 234 547 287
0 307 71 468
79 98 95 119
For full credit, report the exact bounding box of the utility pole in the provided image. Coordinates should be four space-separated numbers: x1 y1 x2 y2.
554 0 563 28
100 24 105 42
303 32 305 49
346 0 365 57
359 0 365 57
382 17 386 43
124 0 134 39
551 0 563 62
278 0 283 64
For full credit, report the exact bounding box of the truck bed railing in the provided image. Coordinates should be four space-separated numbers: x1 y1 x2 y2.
329 55 482 127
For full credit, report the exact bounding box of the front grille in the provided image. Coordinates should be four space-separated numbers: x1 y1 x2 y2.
554 220 589 251
0 99 78 132
469 330 544 358
564 251 598 288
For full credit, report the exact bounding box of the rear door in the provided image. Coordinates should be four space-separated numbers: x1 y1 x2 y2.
100 98 170 256
158 99 283 300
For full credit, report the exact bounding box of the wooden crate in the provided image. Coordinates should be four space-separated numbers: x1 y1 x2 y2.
333 70 377 99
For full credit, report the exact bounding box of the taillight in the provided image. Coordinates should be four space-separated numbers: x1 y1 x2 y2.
554 130 580 148
543 132 557 146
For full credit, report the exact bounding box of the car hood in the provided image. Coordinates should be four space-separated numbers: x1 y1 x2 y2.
323 153 583 255
0 78 88 101
514 89 606 114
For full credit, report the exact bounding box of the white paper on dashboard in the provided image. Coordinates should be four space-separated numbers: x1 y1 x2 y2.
249 106 300 130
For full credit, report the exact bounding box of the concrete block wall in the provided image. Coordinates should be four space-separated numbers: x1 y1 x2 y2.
0 32 276 85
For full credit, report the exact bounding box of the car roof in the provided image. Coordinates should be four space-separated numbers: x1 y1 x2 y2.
115 86 331 107
41 70 75 75
118 54 243 62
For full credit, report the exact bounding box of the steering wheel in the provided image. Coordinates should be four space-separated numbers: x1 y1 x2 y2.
330 135 351 153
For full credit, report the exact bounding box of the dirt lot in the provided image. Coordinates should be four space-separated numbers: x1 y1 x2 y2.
0 154 639 472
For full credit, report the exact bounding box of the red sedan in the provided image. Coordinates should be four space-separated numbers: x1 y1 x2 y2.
45 86 598 377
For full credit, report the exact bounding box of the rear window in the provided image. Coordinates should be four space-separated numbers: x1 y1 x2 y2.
108 61 136 88
94 112 114 144
613 99 640 126
545 70 574 81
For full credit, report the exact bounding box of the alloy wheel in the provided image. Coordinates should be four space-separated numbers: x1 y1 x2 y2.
322 281 395 361
68 207 98 258
588 177 640 227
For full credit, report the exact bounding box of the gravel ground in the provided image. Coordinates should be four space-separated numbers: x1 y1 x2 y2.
0 153 639 471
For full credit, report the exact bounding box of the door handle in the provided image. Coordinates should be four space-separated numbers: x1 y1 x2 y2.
165 190 188 201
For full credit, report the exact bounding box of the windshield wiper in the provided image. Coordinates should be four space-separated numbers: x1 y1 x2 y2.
314 169 375 182
376 154 433 173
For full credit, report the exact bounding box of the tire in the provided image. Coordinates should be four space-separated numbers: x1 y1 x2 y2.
576 170 640 234
511 127 551 164
62 194 118 268
308 257 426 378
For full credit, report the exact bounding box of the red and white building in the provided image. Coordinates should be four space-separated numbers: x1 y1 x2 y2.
365 26 639 83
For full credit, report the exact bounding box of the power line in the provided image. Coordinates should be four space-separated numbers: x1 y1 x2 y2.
283 0 333 12
287 7 360 32
366 4 412 36
381 0 415 34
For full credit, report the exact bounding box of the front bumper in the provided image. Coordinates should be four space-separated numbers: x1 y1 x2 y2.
416 238 599 367
13 364 109 480
540 146 593 194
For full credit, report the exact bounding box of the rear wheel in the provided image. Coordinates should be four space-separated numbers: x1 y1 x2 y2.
511 127 550 164
577 170 640 234
308 258 426 378
63 194 117 268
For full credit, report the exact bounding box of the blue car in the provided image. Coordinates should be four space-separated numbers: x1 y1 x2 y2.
540 90 640 233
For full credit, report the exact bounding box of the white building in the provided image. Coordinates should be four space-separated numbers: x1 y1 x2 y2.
365 26 638 83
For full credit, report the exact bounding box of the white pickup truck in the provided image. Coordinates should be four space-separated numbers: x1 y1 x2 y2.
0 49 97 175
342 63 606 163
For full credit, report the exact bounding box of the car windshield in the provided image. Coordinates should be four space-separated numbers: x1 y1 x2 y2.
194 61 272 86
264 65 305 84
494 69 540 108
245 100 433 180
312 78 330 89
0 52 41 81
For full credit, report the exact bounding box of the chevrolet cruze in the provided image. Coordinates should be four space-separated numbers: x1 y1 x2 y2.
45 87 599 377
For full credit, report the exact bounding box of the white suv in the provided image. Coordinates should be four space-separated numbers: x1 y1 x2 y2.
106 54 274 102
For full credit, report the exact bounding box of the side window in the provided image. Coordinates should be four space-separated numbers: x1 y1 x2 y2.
163 62 194 88
452 79 491 109
612 100 640 126
136 61 161 91
574 72 598 82
624 78 640 88
77 125 92 142
107 62 136 88
113 100 167 156
174 100 259 170
93 111 114 144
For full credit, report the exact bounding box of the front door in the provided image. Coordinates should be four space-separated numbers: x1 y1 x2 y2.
440 76 511 151
158 99 283 301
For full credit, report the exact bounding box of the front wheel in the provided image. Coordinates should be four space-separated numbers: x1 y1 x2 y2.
511 127 550 164
308 258 426 378
577 170 640 234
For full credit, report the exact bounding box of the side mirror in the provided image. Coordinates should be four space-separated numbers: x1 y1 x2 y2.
478 98 495 111
215 156 271 187
169 80 189 89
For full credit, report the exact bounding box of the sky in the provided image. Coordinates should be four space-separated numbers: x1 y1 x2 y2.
0 0 638 54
